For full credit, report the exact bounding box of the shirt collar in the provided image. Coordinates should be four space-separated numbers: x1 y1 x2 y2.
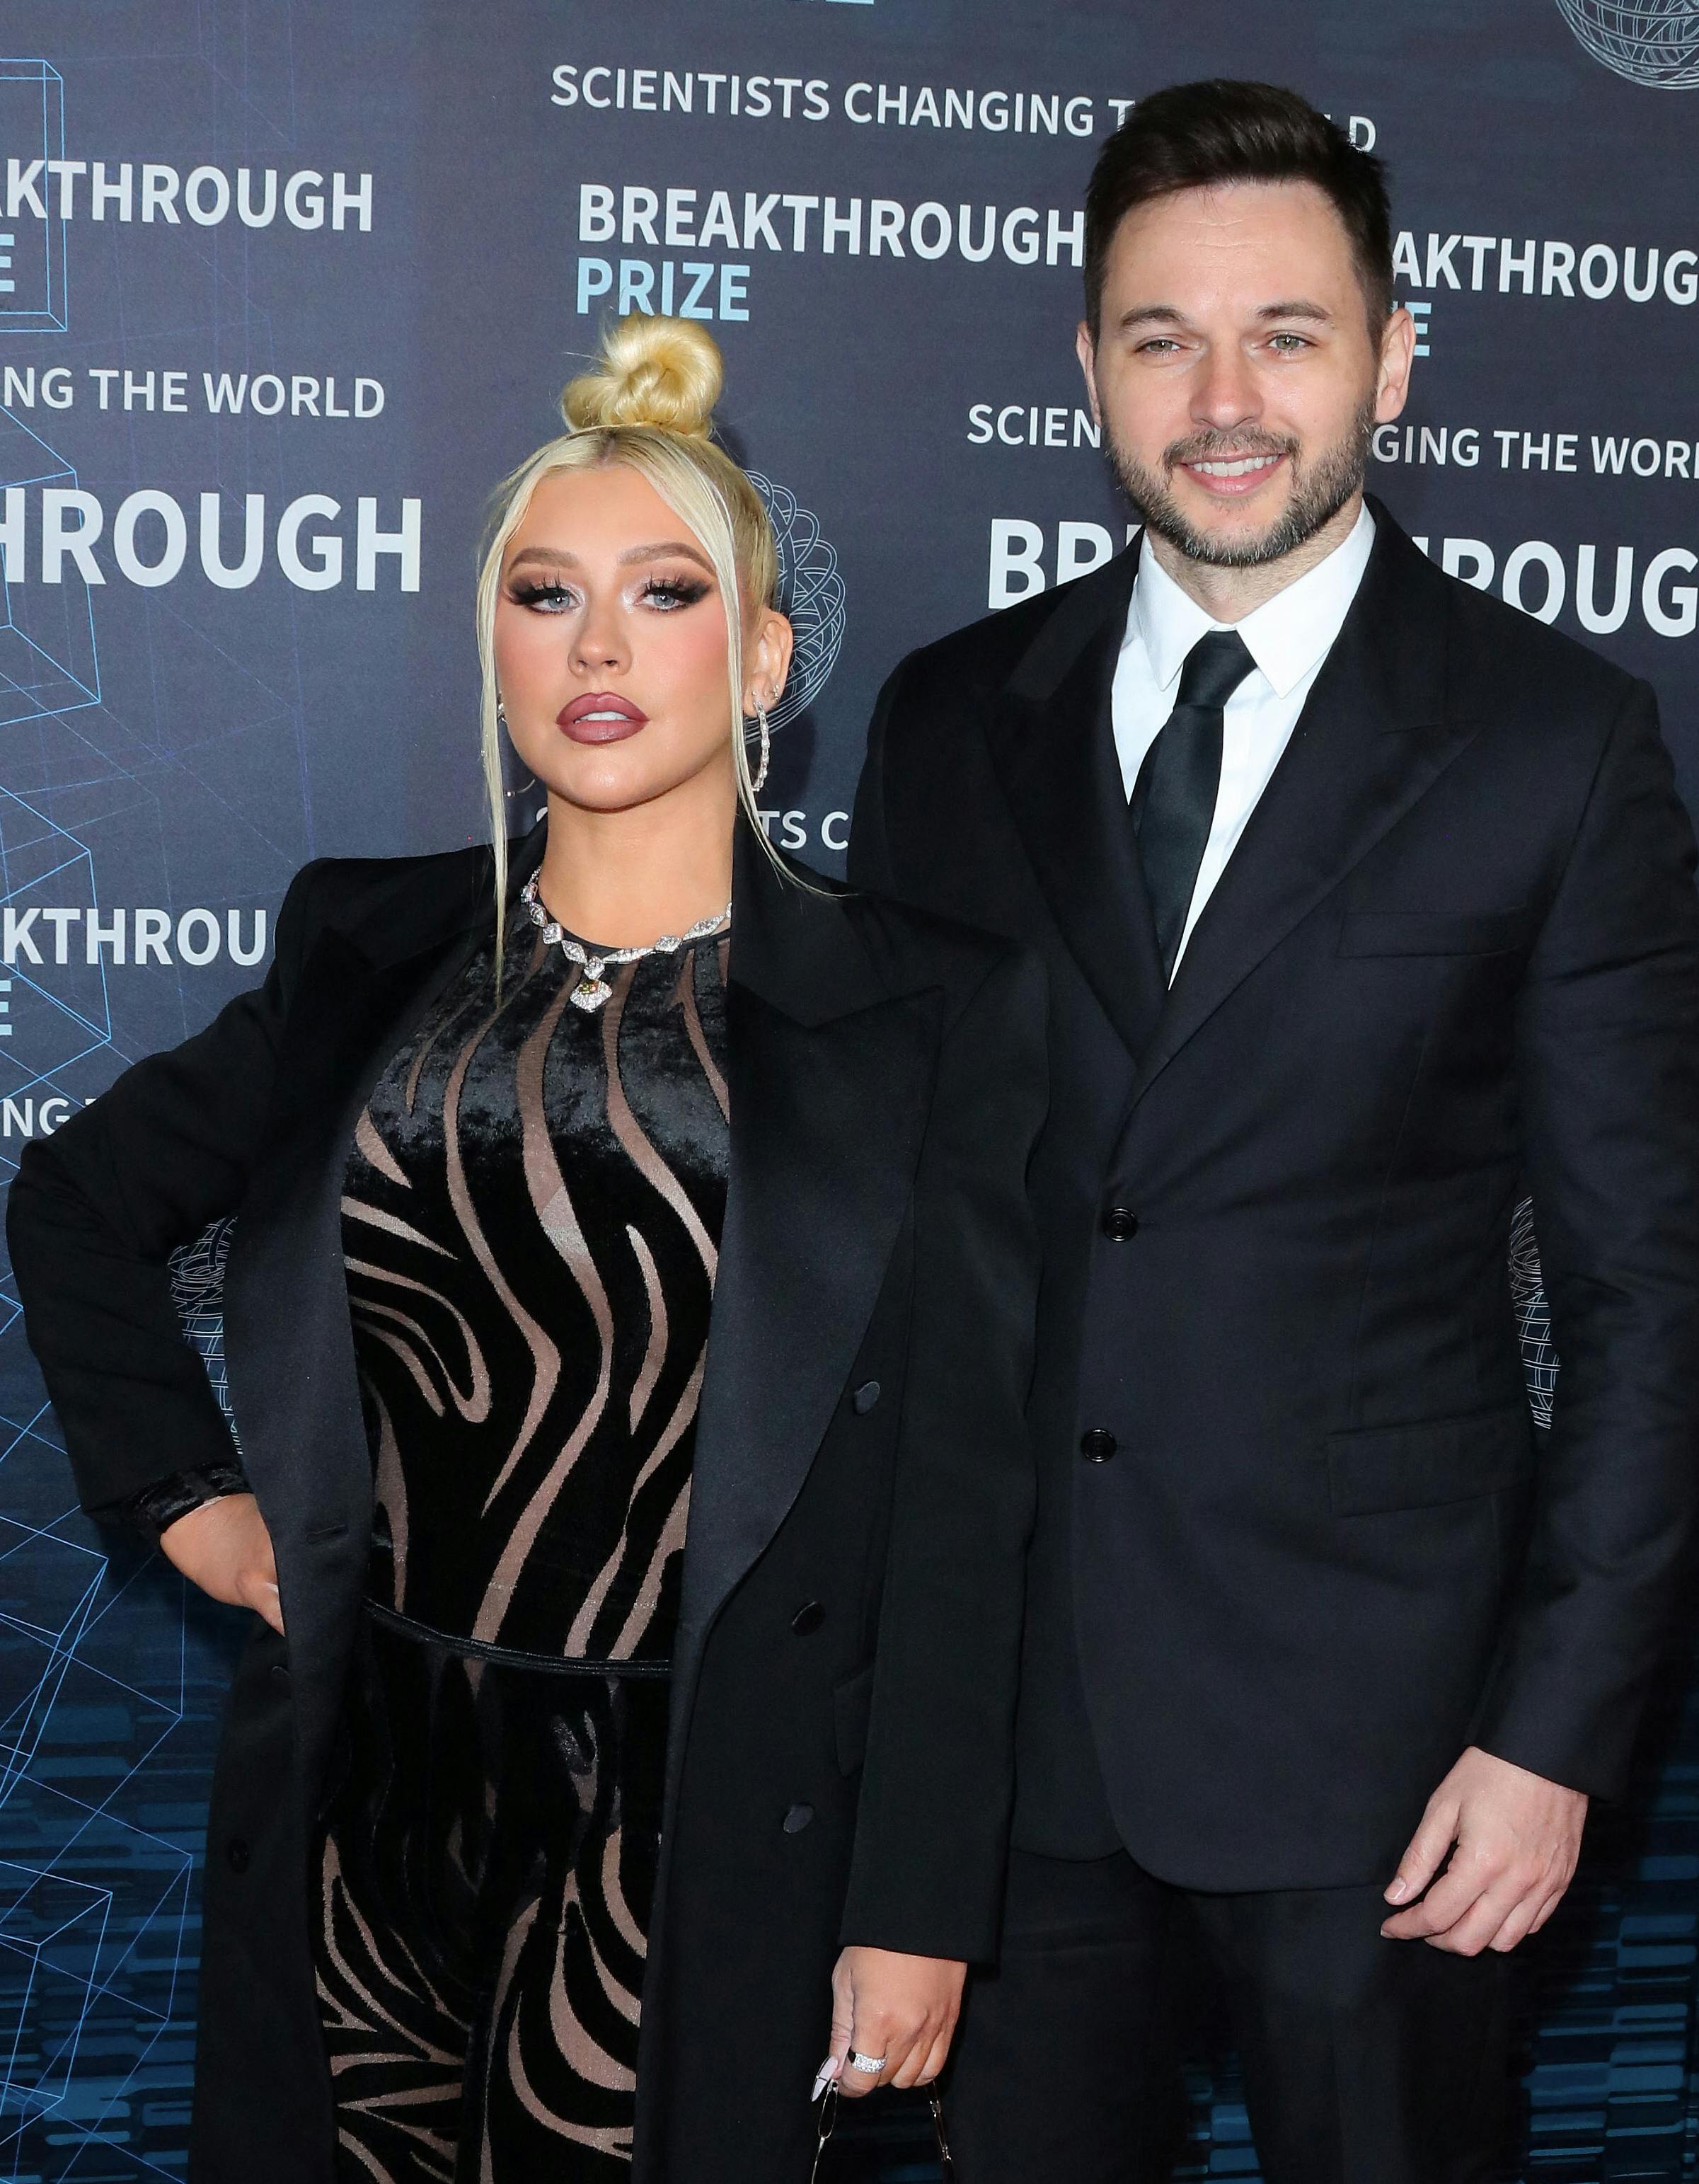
1127 502 1376 702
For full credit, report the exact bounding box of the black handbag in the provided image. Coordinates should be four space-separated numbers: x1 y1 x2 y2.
810 2082 956 2180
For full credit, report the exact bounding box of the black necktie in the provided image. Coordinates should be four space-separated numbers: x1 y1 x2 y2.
1129 629 1256 981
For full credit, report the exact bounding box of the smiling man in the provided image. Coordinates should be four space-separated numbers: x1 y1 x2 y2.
851 80 1699 2184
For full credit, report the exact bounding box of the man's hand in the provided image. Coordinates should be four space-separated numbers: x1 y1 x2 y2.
1381 1745 1586 1955
813 1947 966 2101
159 1492 284 1634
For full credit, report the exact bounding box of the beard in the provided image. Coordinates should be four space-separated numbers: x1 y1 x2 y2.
1106 391 1378 568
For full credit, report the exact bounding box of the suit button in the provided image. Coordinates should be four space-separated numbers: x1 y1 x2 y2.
1102 1207 1139 1242
791 1601 825 1636
226 1837 251 1875
270 1662 290 1684
1080 1429 1117 1464
851 1380 881 1415
783 1803 815 1834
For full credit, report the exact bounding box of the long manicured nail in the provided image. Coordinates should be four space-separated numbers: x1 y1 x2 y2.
811 2058 839 2101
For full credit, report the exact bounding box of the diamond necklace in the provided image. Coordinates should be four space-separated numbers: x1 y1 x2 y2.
519 873 731 1013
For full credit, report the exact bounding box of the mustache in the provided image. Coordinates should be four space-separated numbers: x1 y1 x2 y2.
1163 430 1299 469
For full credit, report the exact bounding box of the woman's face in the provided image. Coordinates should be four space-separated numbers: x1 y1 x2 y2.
493 462 788 817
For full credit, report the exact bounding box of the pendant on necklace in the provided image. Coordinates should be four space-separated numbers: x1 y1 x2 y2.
570 974 614 1013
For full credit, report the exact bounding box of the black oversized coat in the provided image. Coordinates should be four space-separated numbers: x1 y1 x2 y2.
853 502 1699 1885
6 824 1047 2183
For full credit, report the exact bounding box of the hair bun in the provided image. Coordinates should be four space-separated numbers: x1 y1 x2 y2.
560 314 724 439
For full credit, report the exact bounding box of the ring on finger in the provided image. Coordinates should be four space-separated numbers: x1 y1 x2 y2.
847 2050 887 2075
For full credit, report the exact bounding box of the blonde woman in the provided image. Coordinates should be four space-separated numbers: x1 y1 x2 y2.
8 316 1044 2183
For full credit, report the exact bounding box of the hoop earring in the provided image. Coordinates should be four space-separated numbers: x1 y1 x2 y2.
751 705 771 794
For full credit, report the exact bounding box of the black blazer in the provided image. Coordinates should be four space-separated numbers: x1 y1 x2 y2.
851 500 1699 1890
6 824 1047 2184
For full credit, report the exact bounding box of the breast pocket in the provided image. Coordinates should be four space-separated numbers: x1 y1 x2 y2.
1335 907 1533 958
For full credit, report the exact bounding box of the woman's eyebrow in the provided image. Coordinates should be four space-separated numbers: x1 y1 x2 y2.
617 541 713 571
502 541 714 573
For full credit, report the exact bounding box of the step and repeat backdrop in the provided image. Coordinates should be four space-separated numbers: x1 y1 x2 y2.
0 1 1696 2177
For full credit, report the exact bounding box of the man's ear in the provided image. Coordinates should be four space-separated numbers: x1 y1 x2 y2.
1375 306 1416 424
1075 322 1101 425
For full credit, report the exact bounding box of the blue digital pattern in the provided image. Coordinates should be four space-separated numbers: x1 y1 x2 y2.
0 112 241 2167
0 1387 241 2180
0 780 238 2177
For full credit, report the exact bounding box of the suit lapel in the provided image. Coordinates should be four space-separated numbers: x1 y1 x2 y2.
676 839 939 1650
984 546 1166 1062
1129 509 1483 1109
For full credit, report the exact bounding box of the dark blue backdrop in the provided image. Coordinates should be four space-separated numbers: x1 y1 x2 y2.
1 3 1697 2176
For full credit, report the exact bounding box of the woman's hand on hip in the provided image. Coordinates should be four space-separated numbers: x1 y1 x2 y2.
159 1492 284 1633
816 1946 966 2101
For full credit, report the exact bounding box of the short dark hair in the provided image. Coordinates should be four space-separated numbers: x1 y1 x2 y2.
1083 79 1393 339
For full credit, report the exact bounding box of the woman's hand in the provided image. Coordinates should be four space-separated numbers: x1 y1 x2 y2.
814 1946 967 2101
159 1492 284 1634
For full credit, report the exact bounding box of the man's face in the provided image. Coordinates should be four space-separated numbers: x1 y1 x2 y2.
1078 180 1412 568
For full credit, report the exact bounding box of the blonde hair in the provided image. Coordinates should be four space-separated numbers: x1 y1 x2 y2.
475 314 785 958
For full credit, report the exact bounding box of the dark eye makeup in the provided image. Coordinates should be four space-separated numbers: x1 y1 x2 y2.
503 570 713 612
639 573 712 609
506 577 573 609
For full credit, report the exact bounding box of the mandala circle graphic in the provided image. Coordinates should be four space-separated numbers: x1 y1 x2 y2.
1553 0 1699 87
748 473 847 731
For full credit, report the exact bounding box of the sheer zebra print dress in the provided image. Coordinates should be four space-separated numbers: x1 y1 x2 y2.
311 908 729 2183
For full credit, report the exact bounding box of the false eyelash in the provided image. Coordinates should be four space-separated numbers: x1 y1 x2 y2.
640 575 711 607
505 575 709 609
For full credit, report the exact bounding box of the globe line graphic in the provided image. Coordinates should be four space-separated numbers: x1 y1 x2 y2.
1554 0 1699 88
748 472 847 733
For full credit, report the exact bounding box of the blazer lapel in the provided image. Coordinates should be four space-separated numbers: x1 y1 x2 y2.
675 839 940 1652
984 546 1167 1063
1128 509 1484 1110
643 846 941 2137
229 934 482 1492
224 826 547 1821
230 824 552 1488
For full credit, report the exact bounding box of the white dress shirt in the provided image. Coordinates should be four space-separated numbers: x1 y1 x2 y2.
1111 502 1376 976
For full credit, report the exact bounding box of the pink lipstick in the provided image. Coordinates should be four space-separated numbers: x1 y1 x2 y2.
558 691 649 745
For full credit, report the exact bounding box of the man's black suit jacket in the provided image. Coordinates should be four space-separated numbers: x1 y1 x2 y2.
851 501 1699 1890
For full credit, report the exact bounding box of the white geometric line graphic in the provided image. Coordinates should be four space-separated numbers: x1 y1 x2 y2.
748 473 846 732
1509 1196 1557 1430
1555 0 1699 86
